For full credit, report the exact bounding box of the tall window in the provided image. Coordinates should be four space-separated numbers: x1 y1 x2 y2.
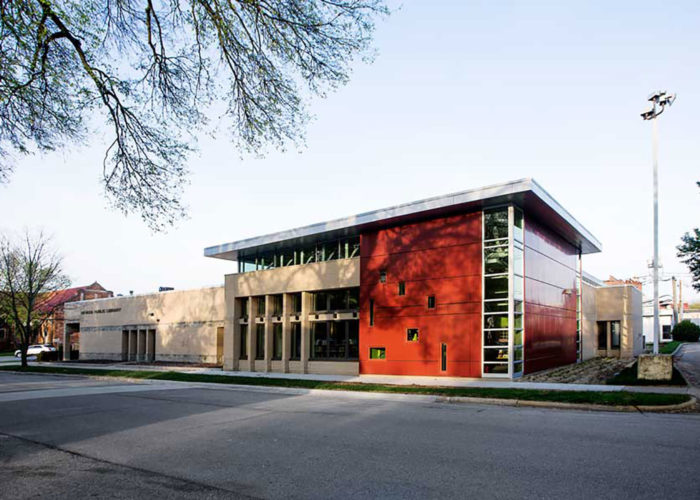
369 299 374 326
272 323 283 360
576 254 582 361
312 288 359 312
597 321 621 350
290 293 302 314
482 206 524 377
597 321 607 349
239 324 248 360
239 297 249 320
256 297 266 317
255 324 265 360
291 323 302 360
311 320 359 360
398 282 406 296
610 321 621 349
272 295 283 316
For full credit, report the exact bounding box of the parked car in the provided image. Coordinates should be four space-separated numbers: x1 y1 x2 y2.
14 344 57 358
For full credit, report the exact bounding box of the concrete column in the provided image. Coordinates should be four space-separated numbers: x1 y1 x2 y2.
245 298 253 370
301 291 313 374
224 286 237 371
264 295 273 372
62 324 71 361
282 294 292 373
249 298 259 372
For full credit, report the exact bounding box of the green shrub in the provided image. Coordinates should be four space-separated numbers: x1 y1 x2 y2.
672 320 700 342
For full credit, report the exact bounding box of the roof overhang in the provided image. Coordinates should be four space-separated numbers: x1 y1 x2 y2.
204 178 602 261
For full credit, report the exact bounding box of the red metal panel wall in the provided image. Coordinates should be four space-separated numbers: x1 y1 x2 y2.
359 213 482 377
523 217 578 374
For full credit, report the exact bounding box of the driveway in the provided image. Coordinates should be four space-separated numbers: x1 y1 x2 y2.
1 371 699 499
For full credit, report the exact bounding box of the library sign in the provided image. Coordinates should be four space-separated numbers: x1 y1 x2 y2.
81 308 122 316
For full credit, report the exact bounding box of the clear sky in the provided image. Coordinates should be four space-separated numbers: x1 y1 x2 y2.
1 1 699 302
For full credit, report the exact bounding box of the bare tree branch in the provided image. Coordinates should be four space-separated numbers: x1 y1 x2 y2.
0 230 70 367
0 0 388 230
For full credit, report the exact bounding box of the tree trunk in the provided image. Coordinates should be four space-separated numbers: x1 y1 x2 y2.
20 325 29 369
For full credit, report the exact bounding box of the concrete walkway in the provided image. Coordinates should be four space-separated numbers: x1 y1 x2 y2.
23 360 691 395
675 343 700 400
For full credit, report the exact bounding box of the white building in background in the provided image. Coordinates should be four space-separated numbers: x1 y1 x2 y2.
642 296 675 345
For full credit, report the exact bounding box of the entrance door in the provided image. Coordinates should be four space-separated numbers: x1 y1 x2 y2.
216 326 224 365
147 329 156 362
441 343 447 371
121 330 129 361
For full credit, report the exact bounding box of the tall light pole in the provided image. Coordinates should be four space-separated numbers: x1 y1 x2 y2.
641 90 676 355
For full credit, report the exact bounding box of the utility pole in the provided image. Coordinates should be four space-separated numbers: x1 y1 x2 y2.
679 280 683 322
641 90 676 355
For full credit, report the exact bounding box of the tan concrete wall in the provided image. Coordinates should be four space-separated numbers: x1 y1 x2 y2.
581 282 598 361
581 284 643 359
308 361 358 376
223 259 360 372
67 287 225 363
226 258 360 297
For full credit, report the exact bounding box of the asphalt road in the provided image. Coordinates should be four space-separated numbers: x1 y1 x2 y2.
1 372 699 499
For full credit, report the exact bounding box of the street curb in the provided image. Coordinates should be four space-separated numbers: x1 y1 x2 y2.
440 395 697 413
670 343 685 357
636 396 697 412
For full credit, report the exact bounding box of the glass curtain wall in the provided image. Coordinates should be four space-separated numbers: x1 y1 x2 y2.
482 206 524 377
237 236 361 273
576 253 582 361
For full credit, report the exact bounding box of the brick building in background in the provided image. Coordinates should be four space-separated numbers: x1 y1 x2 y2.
38 282 113 350
604 275 643 292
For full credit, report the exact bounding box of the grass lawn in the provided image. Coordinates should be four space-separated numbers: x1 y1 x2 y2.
0 351 15 357
607 361 687 386
0 365 690 407
659 341 682 354
645 341 683 354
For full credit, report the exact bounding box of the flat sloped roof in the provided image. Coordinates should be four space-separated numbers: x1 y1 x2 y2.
204 178 601 261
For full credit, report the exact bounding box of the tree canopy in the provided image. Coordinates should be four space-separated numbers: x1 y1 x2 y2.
0 0 387 229
677 181 700 292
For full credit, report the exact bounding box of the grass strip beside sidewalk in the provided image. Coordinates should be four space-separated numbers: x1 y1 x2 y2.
0 365 690 407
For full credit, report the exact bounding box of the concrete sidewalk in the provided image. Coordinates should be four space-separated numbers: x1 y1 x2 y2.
674 343 700 400
31 360 690 394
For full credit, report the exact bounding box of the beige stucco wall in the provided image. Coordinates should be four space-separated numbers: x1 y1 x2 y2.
65 287 225 363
